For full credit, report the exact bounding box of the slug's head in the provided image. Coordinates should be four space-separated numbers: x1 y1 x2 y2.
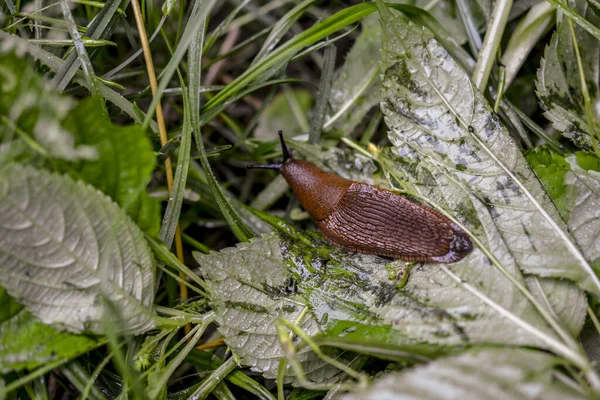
247 131 352 221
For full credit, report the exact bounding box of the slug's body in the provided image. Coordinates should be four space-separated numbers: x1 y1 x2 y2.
249 132 472 263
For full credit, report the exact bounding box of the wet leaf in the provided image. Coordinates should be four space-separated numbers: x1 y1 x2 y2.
536 0 600 150
0 165 156 334
195 219 582 378
377 1 600 296
342 348 587 399
194 234 355 383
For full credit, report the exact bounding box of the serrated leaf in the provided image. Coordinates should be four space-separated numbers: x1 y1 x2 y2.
196 220 583 378
377 2 600 296
536 0 600 149
60 97 160 236
341 348 587 400
0 309 99 373
194 235 354 383
327 15 381 134
0 165 156 334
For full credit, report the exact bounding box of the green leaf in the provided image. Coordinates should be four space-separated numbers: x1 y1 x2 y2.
536 0 600 150
0 165 156 334
61 97 160 236
527 149 572 219
327 15 381 134
0 287 22 324
0 309 99 373
0 50 96 162
377 1 600 296
529 150 600 270
341 348 587 399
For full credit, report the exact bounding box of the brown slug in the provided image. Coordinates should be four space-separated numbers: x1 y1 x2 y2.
248 131 472 263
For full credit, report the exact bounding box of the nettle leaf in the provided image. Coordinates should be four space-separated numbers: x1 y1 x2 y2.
60 97 160 236
328 15 381 134
0 165 156 335
194 235 355 383
0 309 99 373
377 2 600 296
536 0 600 149
341 348 586 400
195 217 583 382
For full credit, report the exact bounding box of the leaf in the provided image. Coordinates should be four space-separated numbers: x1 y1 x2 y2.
0 165 156 334
536 0 600 150
341 348 587 400
194 235 356 383
61 97 160 236
377 1 600 296
0 309 99 373
195 217 582 372
0 50 96 162
527 149 572 219
327 15 381 134
529 150 600 270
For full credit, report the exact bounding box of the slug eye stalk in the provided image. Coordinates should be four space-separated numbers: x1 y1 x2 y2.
246 130 291 170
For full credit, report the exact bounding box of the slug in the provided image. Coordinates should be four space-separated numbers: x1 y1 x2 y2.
248 132 472 263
